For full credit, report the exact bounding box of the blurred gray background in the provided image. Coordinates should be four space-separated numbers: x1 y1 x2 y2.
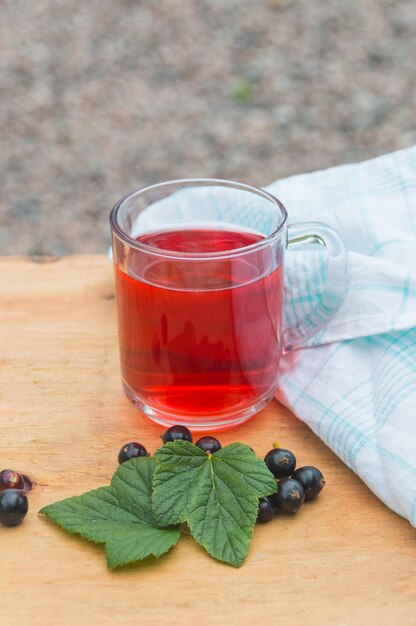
1 0 415 256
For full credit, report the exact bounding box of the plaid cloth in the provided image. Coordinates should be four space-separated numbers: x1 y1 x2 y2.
268 146 416 526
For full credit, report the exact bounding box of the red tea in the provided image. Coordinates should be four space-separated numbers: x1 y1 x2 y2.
114 228 282 426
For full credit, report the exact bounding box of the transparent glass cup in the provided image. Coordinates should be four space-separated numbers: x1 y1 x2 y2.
110 179 347 431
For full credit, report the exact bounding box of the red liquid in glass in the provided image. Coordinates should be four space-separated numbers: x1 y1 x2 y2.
114 228 282 425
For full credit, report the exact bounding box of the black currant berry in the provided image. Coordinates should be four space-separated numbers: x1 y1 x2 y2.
272 478 305 514
0 469 25 492
118 442 149 465
256 497 275 523
0 490 28 527
292 466 325 501
195 436 221 454
161 425 193 444
264 448 296 478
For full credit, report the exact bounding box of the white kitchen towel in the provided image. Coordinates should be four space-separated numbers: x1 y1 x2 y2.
268 146 416 526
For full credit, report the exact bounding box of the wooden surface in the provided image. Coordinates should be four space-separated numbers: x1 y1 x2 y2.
0 255 415 626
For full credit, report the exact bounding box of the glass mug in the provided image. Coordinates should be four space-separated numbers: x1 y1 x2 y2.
110 179 347 430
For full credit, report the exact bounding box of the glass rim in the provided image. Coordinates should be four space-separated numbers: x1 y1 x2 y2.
109 178 288 260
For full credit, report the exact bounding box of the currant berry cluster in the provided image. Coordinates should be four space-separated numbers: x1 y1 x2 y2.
257 446 325 523
0 469 32 527
117 425 222 465
117 427 325 525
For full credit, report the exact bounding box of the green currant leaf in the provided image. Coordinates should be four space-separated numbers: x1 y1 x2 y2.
40 457 180 569
152 441 276 567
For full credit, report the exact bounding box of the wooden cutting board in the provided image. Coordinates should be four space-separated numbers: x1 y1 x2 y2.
0 255 415 626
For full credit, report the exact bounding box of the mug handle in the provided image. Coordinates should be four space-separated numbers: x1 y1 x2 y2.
283 222 348 352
